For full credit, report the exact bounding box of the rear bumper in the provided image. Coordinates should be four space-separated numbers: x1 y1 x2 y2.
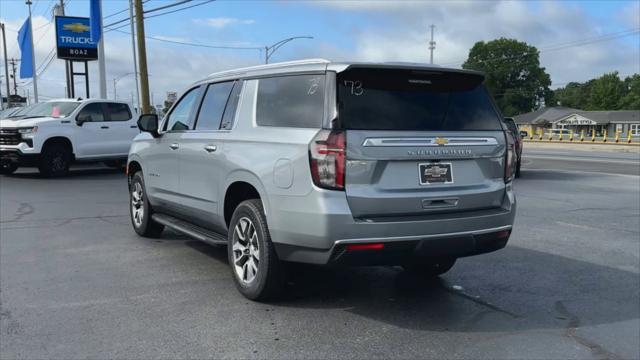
0 149 39 167
268 183 516 265
275 225 512 266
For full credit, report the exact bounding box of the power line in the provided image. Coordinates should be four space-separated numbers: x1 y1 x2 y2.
104 0 151 20
104 0 213 29
441 28 640 66
109 28 261 50
144 0 214 20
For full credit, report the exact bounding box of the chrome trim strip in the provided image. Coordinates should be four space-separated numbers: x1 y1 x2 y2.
333 225 512 245
362 137 498 147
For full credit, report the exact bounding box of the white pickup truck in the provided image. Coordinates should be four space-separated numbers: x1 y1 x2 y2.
0 98 139 176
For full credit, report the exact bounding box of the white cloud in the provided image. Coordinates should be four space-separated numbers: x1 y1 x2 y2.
194 17 256 29
310 0 640 87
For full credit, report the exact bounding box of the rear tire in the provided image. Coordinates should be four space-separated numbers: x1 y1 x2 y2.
0 162 18 175
38 143 71 177
403 258 456 277
228 199 285 301
129 171 164 238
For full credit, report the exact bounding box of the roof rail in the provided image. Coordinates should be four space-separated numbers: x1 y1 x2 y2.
206 58 330 79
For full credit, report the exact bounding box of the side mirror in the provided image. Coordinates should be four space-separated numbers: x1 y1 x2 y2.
519 131 528 138
76 114 91 126
137 114 159 137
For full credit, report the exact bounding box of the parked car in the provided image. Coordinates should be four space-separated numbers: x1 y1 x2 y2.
502 117 522 178
127 59 517 300
0 98 138 176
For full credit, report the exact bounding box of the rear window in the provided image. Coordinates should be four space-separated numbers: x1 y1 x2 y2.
335 68 502 131
256 75 325 128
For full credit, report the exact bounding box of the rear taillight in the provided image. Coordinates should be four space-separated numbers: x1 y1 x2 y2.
504 132 516 183
309 130 346 190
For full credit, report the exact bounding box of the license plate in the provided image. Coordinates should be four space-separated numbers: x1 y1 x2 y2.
419 162 453 185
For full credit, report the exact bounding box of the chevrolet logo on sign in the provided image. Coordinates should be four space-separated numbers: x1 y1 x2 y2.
434 137 449 146
63 23 90 33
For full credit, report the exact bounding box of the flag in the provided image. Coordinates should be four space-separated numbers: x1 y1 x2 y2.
90 0 102 43
17 18 34 79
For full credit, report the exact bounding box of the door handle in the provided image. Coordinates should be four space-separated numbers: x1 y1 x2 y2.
100 126 109 129
130 125 137 128
204 145 217 153
170 143 179 150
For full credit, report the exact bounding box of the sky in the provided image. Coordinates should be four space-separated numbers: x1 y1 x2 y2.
0 0 639 106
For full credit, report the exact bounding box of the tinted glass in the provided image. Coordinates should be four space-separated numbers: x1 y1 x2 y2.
256 75 325 128
220 81 242 130
105 103 132 121
77 103 105 122
503 119 518 134
336 68 501 131
165 87 199 131
195 82 234 130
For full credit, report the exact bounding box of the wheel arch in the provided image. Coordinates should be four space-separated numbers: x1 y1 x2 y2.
41 136 75 158
223 171 269 228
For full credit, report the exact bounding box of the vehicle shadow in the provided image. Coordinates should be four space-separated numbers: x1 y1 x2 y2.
271 246 639 333
162 230 639 335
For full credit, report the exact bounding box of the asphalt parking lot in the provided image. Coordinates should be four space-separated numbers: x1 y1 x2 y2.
1 145 639 359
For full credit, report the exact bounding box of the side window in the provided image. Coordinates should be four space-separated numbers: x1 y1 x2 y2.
256 75 325 128
105 103 132 121
195 81 234 130
77 103 105 122
220 81 243 130
164 87 200 131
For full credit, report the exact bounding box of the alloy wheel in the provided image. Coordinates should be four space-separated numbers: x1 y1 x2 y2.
131 182 145 227
232 217 260 284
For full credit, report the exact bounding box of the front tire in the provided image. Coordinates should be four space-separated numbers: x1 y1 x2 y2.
403 258 456 277
129 171 164 237
0 162 18 175
38 144 71 177
228 199 285 301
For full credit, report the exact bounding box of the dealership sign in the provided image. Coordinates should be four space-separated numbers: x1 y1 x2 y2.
556 114 597 126
55 16 98 61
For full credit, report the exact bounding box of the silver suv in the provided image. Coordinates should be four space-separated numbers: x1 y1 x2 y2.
127 59 517 300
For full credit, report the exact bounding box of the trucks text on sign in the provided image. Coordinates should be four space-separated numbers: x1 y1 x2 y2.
55 16 98 61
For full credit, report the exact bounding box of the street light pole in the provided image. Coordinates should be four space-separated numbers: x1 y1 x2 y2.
264 36 313 64
113 72 137 100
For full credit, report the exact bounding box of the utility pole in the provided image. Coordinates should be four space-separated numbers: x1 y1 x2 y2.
1 23 11 107
9 59 18 95
26 0 39 103
129 0 141 110
134 0 151 114
428 24 436 65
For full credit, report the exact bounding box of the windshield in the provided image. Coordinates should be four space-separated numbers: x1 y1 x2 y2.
335 68 502 131
20 102 80 119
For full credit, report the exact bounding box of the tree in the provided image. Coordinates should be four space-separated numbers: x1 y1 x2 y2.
554 82 590 109
618 74 640 110
462 38 552 116
587 72 625 110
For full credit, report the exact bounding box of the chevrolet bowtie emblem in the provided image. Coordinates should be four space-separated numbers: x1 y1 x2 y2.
434 137 449 146
425 165 448 177
63 23 90 33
